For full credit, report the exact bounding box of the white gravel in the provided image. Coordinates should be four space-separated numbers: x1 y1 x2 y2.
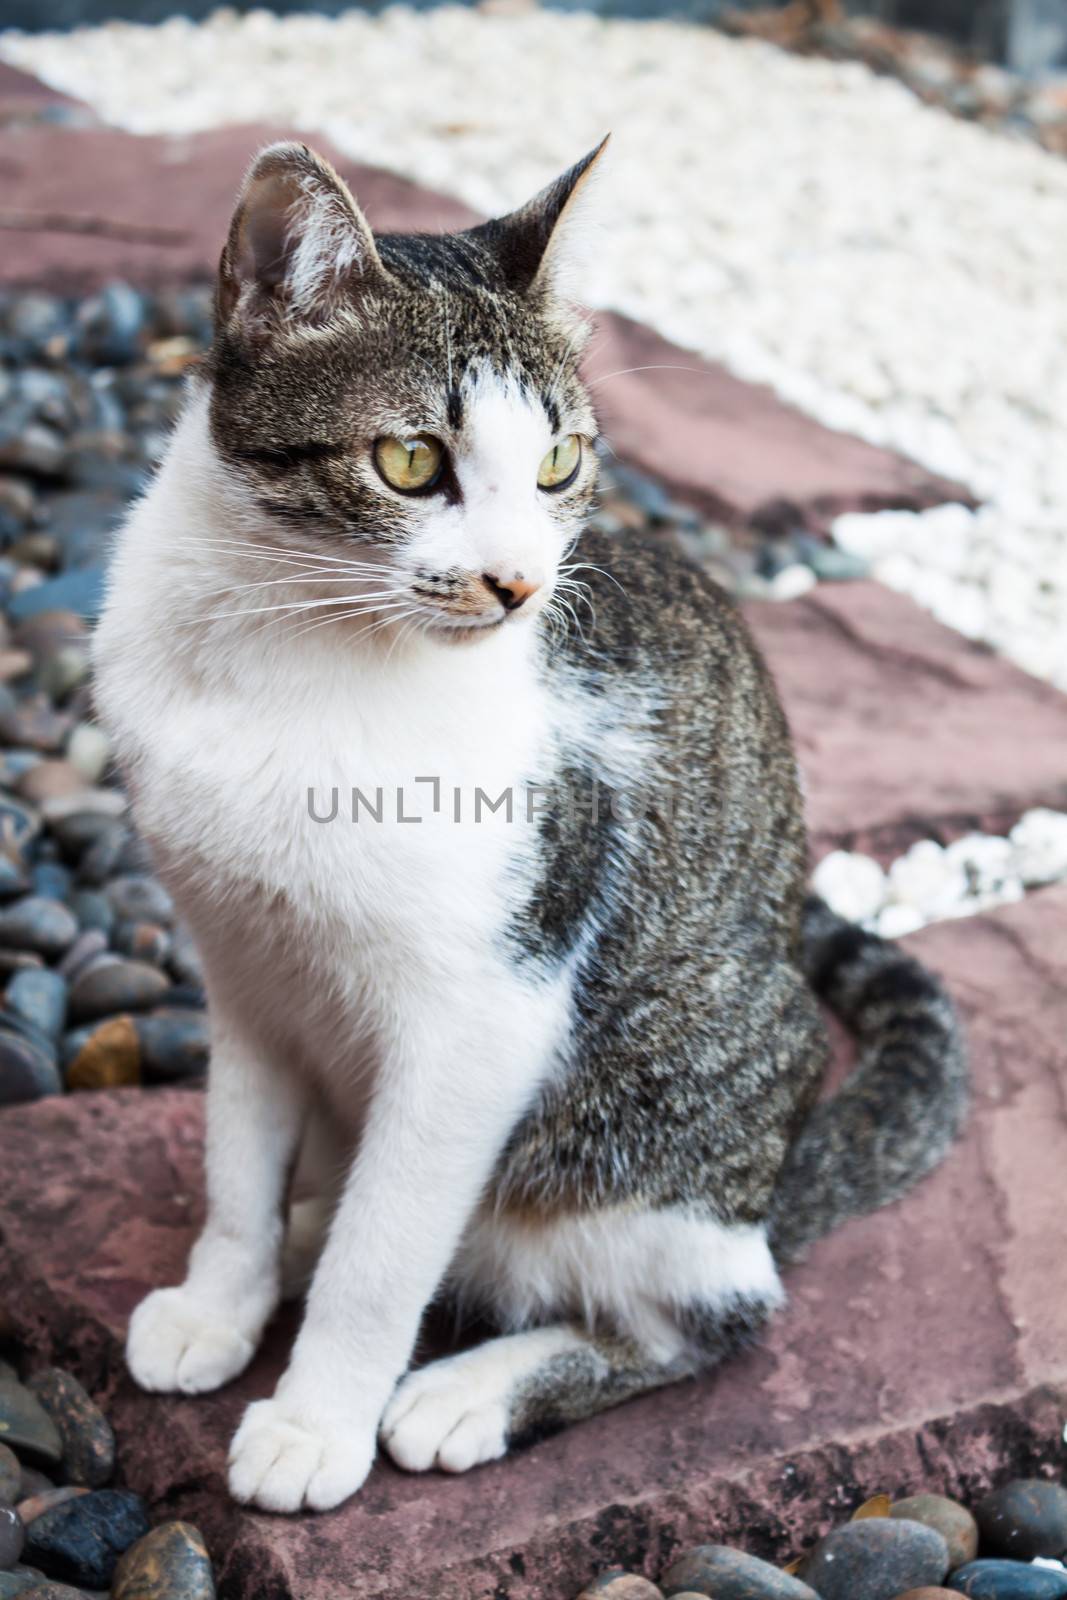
813 808 1067 937
4 6 1067 682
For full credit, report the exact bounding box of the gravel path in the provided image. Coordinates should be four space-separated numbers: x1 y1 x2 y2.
4 7 1067 687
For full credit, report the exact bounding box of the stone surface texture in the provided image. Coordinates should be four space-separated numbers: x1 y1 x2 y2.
1 883 1066 1598
746 583 1067 862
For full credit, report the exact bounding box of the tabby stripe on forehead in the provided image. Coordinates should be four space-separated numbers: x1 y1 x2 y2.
543 395 561 435
447 388 464 431
234 442 348 468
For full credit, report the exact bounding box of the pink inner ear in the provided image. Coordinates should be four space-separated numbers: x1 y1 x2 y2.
243 191 294 290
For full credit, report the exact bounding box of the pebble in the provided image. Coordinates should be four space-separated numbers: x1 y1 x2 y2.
66 896 113 939
946 1562 1067 1598
15 765 84 808
24 1489 149 1590
891 1495 979 1569
811 850 887 924
72 824 127 886
896 1591 965 1599
0 799 38 853
0 862 31 904
0 1574 47 1600
56 934 108 985
15 1492 88 1529
0 1031 61 1105
0 1443 19 1505
0 1507 25 1570
660 1545 818 1598
65 1017 140 1092
135 1010 208 1083
36 650 89 707
17 1585 93 1600
576 1576 662 1599
24 1373 113 1490
13 1477 52 1505
0 701 69 757
104 878 172 927
68 961 169 1024
4 972 67 1044
0 901 77 961
65 728 108 787
111 1522 216 1600
0 1381 62 1469
813 807 1067 936
167 930 203 990
797 1518 949 1600
975 1483 1067 1562
29 865 71 905
112 923 170 968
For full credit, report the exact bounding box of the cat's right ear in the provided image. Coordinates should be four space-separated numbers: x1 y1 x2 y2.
217 142 385 336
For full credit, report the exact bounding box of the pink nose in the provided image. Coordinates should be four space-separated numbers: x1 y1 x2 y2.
481 573 541 612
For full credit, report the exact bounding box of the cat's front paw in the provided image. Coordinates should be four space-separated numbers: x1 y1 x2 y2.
228 1397 376 1512
126 1286 257 1395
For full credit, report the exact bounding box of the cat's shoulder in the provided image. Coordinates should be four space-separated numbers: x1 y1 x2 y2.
555 523 755 674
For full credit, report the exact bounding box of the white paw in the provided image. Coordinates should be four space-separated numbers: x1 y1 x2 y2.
228 1397 375 1512
126 1286 256 1395
381 1356 509 1475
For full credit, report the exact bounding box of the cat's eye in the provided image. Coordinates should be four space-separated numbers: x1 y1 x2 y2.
537 434 582 492
373 435 445 494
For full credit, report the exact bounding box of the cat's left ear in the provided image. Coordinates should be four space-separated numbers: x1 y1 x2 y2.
473 137 610 298
217 141 386 334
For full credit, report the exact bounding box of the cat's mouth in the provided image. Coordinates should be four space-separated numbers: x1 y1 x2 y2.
423 612 509 644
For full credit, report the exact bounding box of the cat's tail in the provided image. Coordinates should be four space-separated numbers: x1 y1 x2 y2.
767 894 968 1264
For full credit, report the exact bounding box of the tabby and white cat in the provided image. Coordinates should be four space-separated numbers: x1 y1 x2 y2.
93 141 966 1513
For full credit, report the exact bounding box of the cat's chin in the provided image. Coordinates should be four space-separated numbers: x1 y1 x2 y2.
425 617 508 647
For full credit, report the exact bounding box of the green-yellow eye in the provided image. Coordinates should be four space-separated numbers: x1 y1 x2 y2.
537 434 582 492
373 435 444 493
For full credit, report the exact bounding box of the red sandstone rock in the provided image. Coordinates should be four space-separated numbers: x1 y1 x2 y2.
585 312 970 527
746 582 1067 862
0 888 1065 1597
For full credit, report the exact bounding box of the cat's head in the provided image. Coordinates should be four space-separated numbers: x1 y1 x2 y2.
206 140 606 645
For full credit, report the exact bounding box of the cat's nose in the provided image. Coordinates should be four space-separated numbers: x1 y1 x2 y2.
481 573 541 612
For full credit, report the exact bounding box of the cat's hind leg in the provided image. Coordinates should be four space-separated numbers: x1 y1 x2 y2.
381 1204 781 1473
280 1097 350 1301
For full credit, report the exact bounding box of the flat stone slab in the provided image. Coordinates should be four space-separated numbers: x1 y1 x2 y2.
0 115 969 528
745 581 1067 862
1 885 1066 1598
584 310 970 527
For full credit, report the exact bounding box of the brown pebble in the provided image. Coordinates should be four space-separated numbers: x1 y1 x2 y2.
0 648 33 683
7 534 59 570
890 1494 978 1570
66 1016 141 1091
13 610 87 661
16 1485 90 1524
575 1576 663 1600
16 761 88 805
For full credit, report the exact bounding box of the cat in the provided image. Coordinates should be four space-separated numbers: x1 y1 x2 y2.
92 139 967 1514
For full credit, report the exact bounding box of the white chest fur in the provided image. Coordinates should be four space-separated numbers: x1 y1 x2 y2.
92 400 565 1094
